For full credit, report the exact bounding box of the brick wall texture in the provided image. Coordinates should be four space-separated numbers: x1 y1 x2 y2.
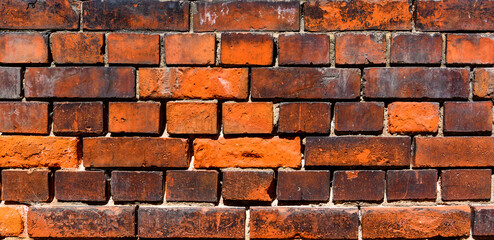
0 0 494 239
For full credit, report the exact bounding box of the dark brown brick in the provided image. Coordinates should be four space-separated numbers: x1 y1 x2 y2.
473 206 494 237
51 32 104 64
364 67 469 99
333 170 385 202
83 0 189 30
441 169 491 201
444 101 493 134
278 34 330 65
387 170 437 201
53 102 104 135
0 67 21 99
0 102 48 134
28 206 135 238
277 170 330 202
252 68 360 99
111 171 163 202
391 33 442 64
222 170 275 202
109 102 162 134
221 33 274 66
138 207 245 239
2 170 50 202
166 170 218 202
108 33 160 65
55 170 106 202
250 207 358 239
278 102 331 134
334 102 384 134
336 32 386 65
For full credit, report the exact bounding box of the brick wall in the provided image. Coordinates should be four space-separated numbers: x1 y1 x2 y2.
0 0 494 239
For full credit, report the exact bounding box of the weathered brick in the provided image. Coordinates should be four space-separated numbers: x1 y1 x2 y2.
223 102 273 134
388 102 439 134
444 101 493 134
83 137 188 168
194 137 301 168
221 33 273 65
0 33 48 63
278 102 331 134
83 0 189 30
304 0 412 31
111 171 163 202
166 101 217 134
278 34 330 65
28 206 135 238
109 102 161 134
222 169 275 202
334 102 384 134
194 1 299 31
139 67 248 99
138 207 245 239
387 170 437 201
0 67 21 99
0 102 48 134
336 32 386 65
55 170 106 202
333 170 385 202
164 33 215 65
0 206 25 237
362 206 471 239
108 33 160 65
0 136 79 168
364 67 469 99
25 67 135 99
447 34 494 64
166 170 218 202
441 169 491 201
51 32 104 64
305 137 410 167
391 33 442 64
2 170 50 202
474 68 494 99
473 206 494 237
252 68 360 99
277 170 330 202
53 102 104 135
250 207 358 239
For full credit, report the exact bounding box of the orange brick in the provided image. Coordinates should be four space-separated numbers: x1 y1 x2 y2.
109 102 162 134
164 33 215 65
474 68 494 98
388 102 439 134
51 32 104 64
166 102 217 134
336 33 386 64
221 33 273 65
0 33 48 63
223 102 273 134
0 206 25 237
447 34 494 64
108 33 159 65
0 102 49 134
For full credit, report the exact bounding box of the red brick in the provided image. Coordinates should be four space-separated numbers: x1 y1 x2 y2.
304 0 412 31
250 207 358 239
25 67 135 99
277 170 330 202
474 68 494 98
0 0 78 30
109 102 161 134
194 137 301 168
28 206 135 238
416 0 494 31
0 33 48 64
0 102 48 134
0 206 26 237
0 67 21 99
108 33 159 65
83 137 188 168
51 32 104 64
138 207 245 239
388 102 440 134
447 34 494 64
139 67 248 99
2 170 50 202
391 33 442 64
222 169 275 202
221 33 273 65
441 169 491 201
223 102 273 134
473 206 494 237
83 0 189 30
387 170 437 201
166 101 217 134
364 67 469 99
278 34 330 65
164 33 215 65
278 102 331 134
53 102 104 135
444 101 493 133
336 33 386 65
252 68 361 99
166 170 218 202
0 136 79 168
111 171 163 202
334 102 384 134
362 206 471 239
55 170 106 202
333 170 385 202
305 137 410 167
194 1 299 31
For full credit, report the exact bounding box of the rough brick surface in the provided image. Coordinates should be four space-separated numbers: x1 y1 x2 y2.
277 170 330 202
2 170 50 202
55 170 106 202
111 171 163 202
166 170 218 202
474 68 494 99
388 102 440 134
387 170 437 201
222 169 275 202
53 102 104 135
0 33 48 63
51 32 104 64
223 102 273 134
0 206 25 237
333 170 385 202
221 33 273 66
278 102 331 134
164 33 215 65
0 102 48 134
336 32 386 65
278 34 330 65
109 102 162 134
447 34 494 64
166 101 217 134
390 33 442 64
444 101 493 134
473 206 494 237
0 67 21 99
441 169 491 201
334 102 384 134
108 33 160 65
